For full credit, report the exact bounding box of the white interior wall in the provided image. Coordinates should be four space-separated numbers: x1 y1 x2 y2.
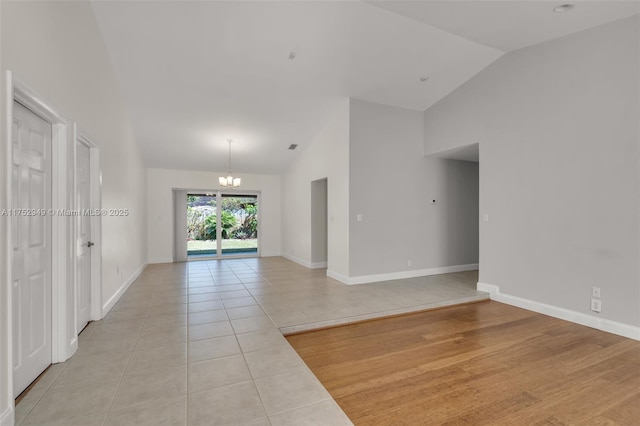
281 99 350 277
424 16 640 334
349 99 479 280
0 1 147 424
146 168 282 264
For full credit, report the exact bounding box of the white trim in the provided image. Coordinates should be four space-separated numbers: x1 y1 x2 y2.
102 263 147 316
88 140 102 322
478 282 640 341
326 269 350 284
332 263 479 285
1 71 15 426
283 254 327 270
0 407 13 426
283 254 314 269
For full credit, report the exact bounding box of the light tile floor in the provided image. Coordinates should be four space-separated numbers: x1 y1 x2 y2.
16 257 487 426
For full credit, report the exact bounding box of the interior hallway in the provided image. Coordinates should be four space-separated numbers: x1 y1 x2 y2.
15 257 486 425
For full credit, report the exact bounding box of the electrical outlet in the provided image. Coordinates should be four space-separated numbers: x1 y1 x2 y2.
407 259 412 267
591 298 602 313
592 287 601 298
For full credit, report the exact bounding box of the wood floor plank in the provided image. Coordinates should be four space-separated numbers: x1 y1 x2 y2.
286 301 640 425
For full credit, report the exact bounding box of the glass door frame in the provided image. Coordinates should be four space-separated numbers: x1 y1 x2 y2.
186 189 261 261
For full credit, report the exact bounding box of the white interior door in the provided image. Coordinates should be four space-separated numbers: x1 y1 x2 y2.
76 141 91 333
12 101 52 397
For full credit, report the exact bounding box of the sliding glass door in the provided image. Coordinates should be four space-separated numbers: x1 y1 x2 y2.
221 194 258 256
187 193 218 257
187 192 259 259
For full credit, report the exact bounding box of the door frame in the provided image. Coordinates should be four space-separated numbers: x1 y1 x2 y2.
217 190 261 259
179 188 262 261
72 127 102 334
3 72 74 404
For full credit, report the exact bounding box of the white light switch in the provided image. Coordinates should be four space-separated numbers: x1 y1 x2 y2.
356 213 363 222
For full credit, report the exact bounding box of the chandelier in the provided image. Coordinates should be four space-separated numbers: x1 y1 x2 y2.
219 139 241 188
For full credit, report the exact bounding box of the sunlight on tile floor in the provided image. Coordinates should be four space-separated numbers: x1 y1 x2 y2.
16 257 486 426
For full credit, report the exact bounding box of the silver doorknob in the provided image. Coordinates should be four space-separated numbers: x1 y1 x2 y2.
87 241 94 248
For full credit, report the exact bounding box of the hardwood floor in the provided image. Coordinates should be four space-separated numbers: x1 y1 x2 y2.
286 301 640 425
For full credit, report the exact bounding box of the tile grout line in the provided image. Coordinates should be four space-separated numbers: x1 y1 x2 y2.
15 363 67 425
266 395 335 419
99 288 156 426
76 258 472 425
186 269 192 426
231 263 269 423
230 261 273 425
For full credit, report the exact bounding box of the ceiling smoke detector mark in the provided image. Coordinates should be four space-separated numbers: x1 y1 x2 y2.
420 76 430 82
288 51 297 60
553 4 575 13
288 144 298 150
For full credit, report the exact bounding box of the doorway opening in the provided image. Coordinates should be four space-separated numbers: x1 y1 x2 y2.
429 142 480 276
187 192 259 259
310 178 328 268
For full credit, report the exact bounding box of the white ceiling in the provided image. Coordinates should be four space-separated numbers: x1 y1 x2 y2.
430 143 480 162
369 1 640 52
90 1 639 174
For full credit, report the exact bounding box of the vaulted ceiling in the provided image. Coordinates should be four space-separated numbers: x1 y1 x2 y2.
90 1 639 174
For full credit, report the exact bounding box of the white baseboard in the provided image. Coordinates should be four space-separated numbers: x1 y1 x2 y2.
337 263 479 285
326 269 350 284
147 257 173 264
283 254 314 269
282 253 326 269
102 263 147 316
478 282 640 341
0 406 13 426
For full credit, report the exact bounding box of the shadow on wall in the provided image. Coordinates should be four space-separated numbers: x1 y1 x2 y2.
429 145 479 267
311 178 328 266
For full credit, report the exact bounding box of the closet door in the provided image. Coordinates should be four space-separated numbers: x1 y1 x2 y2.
12 101 53 396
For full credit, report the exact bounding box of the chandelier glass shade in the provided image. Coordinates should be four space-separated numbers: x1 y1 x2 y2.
219 139 241 188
